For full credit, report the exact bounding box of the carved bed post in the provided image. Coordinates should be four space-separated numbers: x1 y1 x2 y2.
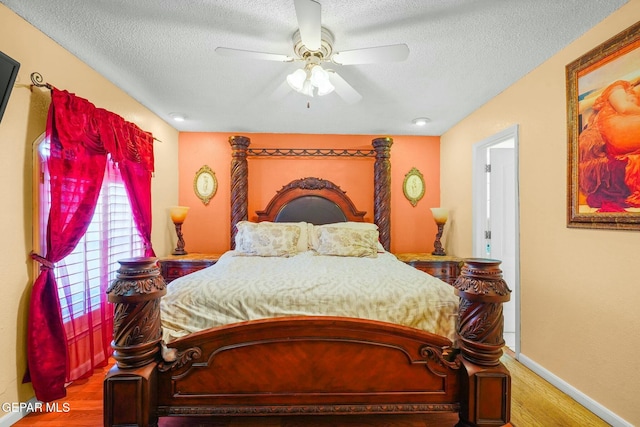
229 135 250 249
104 257 166 427
372 137 393 251
453 258 511 427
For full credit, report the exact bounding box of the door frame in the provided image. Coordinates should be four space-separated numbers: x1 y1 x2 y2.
472 124 521 356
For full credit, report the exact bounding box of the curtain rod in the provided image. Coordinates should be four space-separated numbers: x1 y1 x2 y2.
29 72 162 143
30 72 52 90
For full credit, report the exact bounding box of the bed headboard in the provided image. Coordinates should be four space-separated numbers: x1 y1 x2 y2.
229 136 393 250
255 177 366 224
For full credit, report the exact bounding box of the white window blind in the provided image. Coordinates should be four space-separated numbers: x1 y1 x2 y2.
38 139 144 324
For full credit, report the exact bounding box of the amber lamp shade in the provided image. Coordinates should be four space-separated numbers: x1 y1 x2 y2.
170 206 189 255
430 207 448 256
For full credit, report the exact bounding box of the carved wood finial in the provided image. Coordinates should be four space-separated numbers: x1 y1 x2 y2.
453 258 511 367
107 257 166 368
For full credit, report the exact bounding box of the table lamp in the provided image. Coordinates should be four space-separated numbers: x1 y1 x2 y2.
430 207 449 256
169 206 190 255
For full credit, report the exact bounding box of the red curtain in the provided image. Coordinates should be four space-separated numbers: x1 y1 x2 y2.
27 88 155 401
120 159 155 256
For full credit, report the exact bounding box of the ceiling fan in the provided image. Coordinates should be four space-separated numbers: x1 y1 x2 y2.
215 0 409 104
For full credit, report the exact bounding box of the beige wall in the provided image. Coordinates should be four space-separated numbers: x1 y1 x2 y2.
0 4 179 409
441 0 640 424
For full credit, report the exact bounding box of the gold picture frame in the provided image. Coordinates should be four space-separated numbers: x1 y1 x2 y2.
403 167 425 207
194 165 217 205
566 21 640 230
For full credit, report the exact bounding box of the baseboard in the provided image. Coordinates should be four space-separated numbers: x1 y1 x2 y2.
518 353 632 427
0 397 38 427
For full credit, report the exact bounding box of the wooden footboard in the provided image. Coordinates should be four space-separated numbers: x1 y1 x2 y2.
104 257 511 427
156 317 460 414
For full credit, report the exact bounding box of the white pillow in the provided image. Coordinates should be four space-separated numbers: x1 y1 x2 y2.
314 225 379 258
267 221 311 252
235 221 301 257
310 222 381 251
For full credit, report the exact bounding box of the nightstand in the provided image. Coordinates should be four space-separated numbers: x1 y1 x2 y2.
395 253 463 285
157 253 223 283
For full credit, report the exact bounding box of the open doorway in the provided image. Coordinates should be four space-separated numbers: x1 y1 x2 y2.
472 125 520 355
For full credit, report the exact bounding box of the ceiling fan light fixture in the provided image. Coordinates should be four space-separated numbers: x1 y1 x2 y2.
310 65 334 95
316 80 334 96
300 79 315 97
309 64 328 83
286 68 307 92
287 64 334 97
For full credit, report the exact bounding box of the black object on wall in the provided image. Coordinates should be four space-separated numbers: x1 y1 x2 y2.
0 51 20 124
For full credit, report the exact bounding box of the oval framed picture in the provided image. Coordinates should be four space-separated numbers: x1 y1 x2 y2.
194 165 217 205
403 167 425 207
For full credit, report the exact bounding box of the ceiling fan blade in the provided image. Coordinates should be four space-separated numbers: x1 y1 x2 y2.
328 71 362 104
333 44 409 65
215 47 293 62
294 0 321 51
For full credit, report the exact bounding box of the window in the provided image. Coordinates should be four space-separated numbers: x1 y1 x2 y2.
36 136 144 378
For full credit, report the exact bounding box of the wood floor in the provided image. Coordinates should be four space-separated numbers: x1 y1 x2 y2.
13 350 609 427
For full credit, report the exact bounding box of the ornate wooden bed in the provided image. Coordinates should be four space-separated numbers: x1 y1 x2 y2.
104 136 511 427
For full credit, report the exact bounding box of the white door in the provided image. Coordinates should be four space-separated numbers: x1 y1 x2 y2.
488 147 517 350
472 125 520 355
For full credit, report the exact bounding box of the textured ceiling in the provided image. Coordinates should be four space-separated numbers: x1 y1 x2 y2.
1 0 627 135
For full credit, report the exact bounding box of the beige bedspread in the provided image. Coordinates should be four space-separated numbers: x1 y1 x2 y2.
160 251 459 343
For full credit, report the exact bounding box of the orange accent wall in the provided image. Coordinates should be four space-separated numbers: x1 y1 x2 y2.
178 132 441 254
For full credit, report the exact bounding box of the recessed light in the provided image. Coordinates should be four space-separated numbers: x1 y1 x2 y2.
412 117 431 126
169 112 186 122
